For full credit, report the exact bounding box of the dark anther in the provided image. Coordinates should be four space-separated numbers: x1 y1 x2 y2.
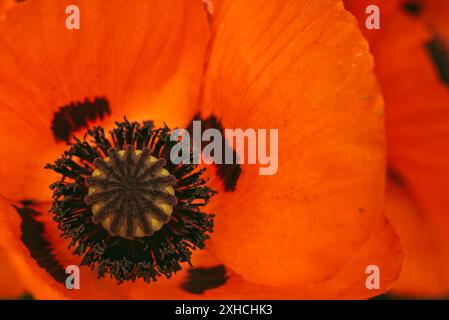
51 97 110 143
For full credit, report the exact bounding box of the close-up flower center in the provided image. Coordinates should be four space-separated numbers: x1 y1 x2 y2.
85 146 178 240
45 116 216 283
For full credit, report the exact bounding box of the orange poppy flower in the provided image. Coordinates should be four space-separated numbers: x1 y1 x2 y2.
0 0 402 299
344 0 449 297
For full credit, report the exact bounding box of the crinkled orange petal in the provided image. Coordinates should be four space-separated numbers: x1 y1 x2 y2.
0 0 208 201
0 247 27 298
386 178 449 297
344 3 449 295
203 213 401 300
1 195 402 300
198 0 401 297
0 197 304 299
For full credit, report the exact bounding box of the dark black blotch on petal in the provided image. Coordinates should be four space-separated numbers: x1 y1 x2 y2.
426 36 449 87
188 114 242 192
51 97 111 143
181 265 228 294
402 1 423 16
15 201 66 284
387 166 407 188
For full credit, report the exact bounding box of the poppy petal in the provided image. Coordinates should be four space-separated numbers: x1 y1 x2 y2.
203 214 401 299
0 248 27 298
0 0 18 20
379 14 449 276
386 178 449 297
1 195 403 299
198 0 401 295
0 197 294 299
0 0 209 201
345 1 449 296
0 197 215 299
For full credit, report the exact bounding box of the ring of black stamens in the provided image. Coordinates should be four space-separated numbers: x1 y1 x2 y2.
46 119 216 284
